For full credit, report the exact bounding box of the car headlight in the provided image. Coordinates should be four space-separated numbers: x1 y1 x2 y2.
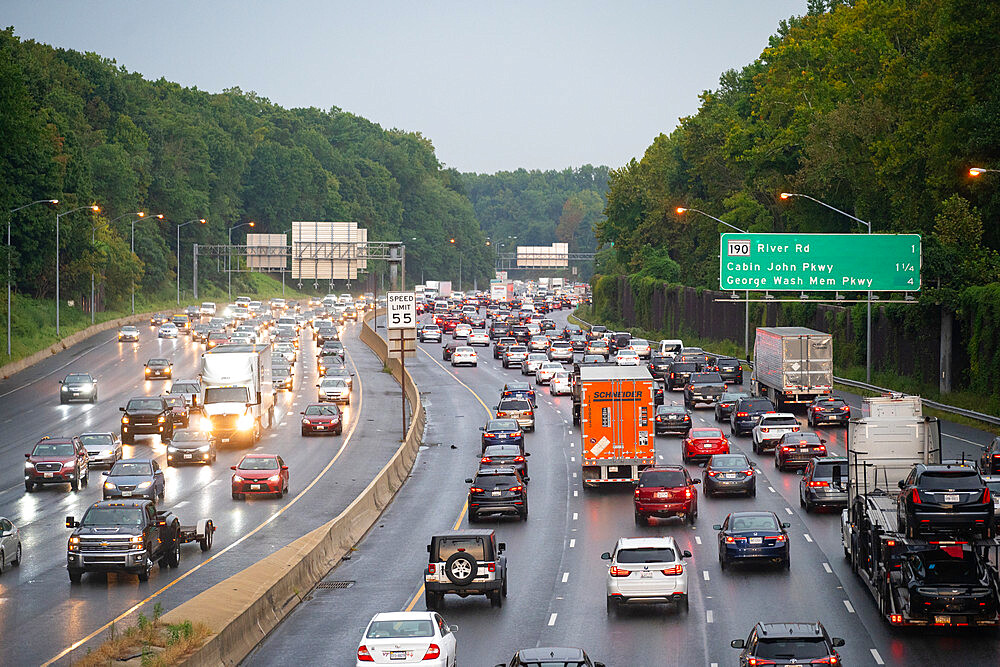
68 536 80 551
233 475 244 482
121 415 129 424
104 481 116 490
24 461 33 470
130 535 143 547
268 474 281 482
237 414 254 431
61 386 69 392
137 481 152 490
157 415 166 423
198 444 211 452
302 418 311 425
100 449 112 457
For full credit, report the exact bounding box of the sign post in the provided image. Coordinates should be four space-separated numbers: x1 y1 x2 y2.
387 291 417 437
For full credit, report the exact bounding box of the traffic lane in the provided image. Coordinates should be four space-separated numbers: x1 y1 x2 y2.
3 328 380 664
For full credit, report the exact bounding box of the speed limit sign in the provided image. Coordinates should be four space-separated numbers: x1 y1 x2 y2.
387 292 416 330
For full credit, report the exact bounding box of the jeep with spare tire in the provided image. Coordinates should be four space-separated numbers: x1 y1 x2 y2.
425 529 507 610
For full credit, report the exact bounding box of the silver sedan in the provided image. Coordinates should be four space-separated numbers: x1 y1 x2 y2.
0 516 22 574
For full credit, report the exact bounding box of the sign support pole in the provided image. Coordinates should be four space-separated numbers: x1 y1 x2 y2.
401 351 407 438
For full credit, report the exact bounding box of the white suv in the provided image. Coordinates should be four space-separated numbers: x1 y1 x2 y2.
602 536 691 613
751 412 801 454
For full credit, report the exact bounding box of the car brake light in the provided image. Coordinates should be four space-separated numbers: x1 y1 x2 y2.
792 426 800 431
513 431 522 437
743 469 754 475
469 487 484 493
737 412 748 417
525 411 533 417
780 446 791 452
510 486 523 493
808 480 830 487
513 456 525 462
609 566 631 577
357 646 374 662
661 564 683 575
427 564 436 574
670 373 675 378
684 487 693 499
421 644 441 660
985 487 992 504
481 457 491 463
656 416 662 422
725 536 746 543
842 406 850 412
772 535 787 542
912 489 922 504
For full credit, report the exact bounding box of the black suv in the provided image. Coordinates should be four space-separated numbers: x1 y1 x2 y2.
665 361 697 391
730 397 776 436
494 336 516 359
467 468 528 522
731 622 844 667
425 529 507 609
712 357 743 384
648 353 672 378
496 647 606 667
897 463 994 538
120 396 174 445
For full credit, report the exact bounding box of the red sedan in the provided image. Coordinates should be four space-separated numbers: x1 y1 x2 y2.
682 427 730 464
300 403 343 436
231 454 289 499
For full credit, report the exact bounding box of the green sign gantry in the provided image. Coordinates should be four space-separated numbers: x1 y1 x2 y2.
719 233 921 291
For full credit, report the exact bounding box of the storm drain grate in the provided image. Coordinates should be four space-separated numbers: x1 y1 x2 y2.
315 580 355 590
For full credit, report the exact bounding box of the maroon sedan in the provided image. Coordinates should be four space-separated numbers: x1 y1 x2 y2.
300 403 343 436
231 454 289 499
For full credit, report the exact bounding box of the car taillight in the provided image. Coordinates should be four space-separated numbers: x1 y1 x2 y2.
357 646 374 662
984 487 992 504
683 415 690 421
525 411 533 417
743 469 754 476
912 489 922 504
808 480 830 487
780 446 791 452
481 457 491 463
497 412 507 417
747 658 776 666
772 535 787 542
656 416 663 422
609 566 631 577
469 487 484 493
684 487 693 499
510 486 523 493
670 373 675 378
792 426 800 431
817 445 826 453
707 470 719 477
513 431 522 437
725 536 746 543
661 564 683 575
737 412 748 417
513 456 525 462
427 564 436 574
421 644 441 661
841 406 851 412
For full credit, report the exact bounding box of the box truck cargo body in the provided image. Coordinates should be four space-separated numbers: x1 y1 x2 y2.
752 327 833 406
200 344 273 447
579 366 655 486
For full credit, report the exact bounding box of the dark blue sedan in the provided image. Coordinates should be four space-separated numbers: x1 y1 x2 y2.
715 511 790 570
480 418 525 453
101 458 165 501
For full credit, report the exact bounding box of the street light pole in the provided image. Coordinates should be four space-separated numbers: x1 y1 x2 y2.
176 218 206 304
227 222 254 302
780 192 874 382
55 205 100 335
6 199 59 356
130 213 164 314
449 238 462 291
676 208 750 357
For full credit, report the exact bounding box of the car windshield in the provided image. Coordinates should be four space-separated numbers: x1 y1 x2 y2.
743 399 774 411
110 462 152 476
498 400 530 411
126 398 163 411
616 547 675 564
172 431 210 442
484 445 522 457
813 462 848 479
81 507 145 526
121 326 138 332
671 363 696 371
755 638 830 660
909 547 980 584
475 474 518 489
639 470 686 487
721 392 748 402
148 359 168 366
320 379 347 388
487 420 519 431
815 398 847 408
163 397 185 407
691 429 723 439
305 405 340 416
730 515 780 532
239 457 278 470
761 417 799 427
366 620 434 639
710 455 749 469
33 442 75 457
784 433 822 445
657 406 686 415
919 471 983 490
691 373 723 383
435 537 486 561
170 383 199 394
65 374 92 383
79 434 113 447
273 369 289 379
204 387 248 403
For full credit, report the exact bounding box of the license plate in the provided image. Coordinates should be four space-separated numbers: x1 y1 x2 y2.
252 484 263 490
184 453 192 459
640 571 652 578
316 426 325 430
122 491 132 496
935 615 951 624
72 392 80 397
749 537 763 545
944 494 960 503
656 491 670 499
44 472 54 478
222 438 230 443
491 490 502 497
723 474 736 479
608 466 619 473
798 447 808 452
390 651 407 660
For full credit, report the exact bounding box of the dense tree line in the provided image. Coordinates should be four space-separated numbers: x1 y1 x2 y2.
0 28 491 309
597 0 1000 303
462 166 610 257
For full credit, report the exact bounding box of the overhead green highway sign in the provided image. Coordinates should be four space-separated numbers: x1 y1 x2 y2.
719 233 921 291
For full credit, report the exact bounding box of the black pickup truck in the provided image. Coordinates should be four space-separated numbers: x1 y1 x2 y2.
684 372 726 408
66 499 214 583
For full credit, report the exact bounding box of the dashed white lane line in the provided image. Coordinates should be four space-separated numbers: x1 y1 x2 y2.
568 430 573 435
702 570 710 581
572 513 578 521
658 454 664 460
784 507 793 515
548 613 557 626
871 649 885 665
843 600 855 613
768 486 775 493
561 572 569 583
804 533 813 543
573 490 578 497
572 472 577 478
706 610 714 623
174 501 188 508
695 536 702 545
823 562 832 574
570 456 575 462
569 539 576 548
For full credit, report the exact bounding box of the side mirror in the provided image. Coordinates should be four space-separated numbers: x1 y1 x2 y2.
692 479 701 484
300 411 305 415
731 639 746 649
524 452 531 456
449 625 459 633
231 466 237 471
782 522 791 528
821 438 827 444
281 465 288 471
713 524 723 531
831 638 845 648
898 480 905 489
24 453 30 459
101 471 108 476
119 406 126 412
426 544 431 553
59 380 63 384
479 427 485 431
600 551 612 560
351 372 355 376
465 478 473 484
595 663 607 667
66 516 78 528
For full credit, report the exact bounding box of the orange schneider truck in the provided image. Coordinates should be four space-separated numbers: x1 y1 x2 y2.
579 365 655 487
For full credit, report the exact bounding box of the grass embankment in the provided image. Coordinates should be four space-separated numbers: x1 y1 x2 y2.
73 604 211 667
0 273 314 365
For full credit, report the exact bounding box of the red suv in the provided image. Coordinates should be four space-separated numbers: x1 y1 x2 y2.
24 436 90 492
633 466 700 526
682 428 729 464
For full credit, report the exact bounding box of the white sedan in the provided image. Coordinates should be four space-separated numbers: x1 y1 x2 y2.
451 346 478 367
356 611 457 666
535 361 563 385
550 371 572 395
467 331 490 347
157 322 179 338
615 350 641 366
604 536 691 613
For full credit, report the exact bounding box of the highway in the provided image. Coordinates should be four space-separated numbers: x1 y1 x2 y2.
248 308 1000 667
0 313 411 665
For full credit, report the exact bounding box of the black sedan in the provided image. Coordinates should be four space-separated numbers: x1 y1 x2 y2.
481 444 530 479
59 372 98 404
102 459 165 500
143 358 172 379
715 391 749 422
166 430 216 466
481 418 524 452
730 397 775 436
806 396 851 428
654 405 691 436
715 511 790 570
703 454 757 497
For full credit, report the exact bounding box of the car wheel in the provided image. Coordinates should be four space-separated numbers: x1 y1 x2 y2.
232 492 242 500
425 591 440 611
679 594 689 612
166 536 181 568
750 484 756 498
69 568 83 584
24 481 33 493
719 551 727 570
82 467 89 486
137 553 153 582
71 477 79 492
634 510 645 526
687 507 697 525
13 544 21 566
606 596 617 615
301 428 308 437
783 557 791 570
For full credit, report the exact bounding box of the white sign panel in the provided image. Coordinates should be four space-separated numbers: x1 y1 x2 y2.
387 291 416 330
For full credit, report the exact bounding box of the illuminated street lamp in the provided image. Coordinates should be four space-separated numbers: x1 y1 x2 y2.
56 204 101 334
131 213 165 314
969 167 1000 177
176 218 206 304
6 199 59 356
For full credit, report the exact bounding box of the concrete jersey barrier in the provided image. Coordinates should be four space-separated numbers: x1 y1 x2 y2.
159 308 424 666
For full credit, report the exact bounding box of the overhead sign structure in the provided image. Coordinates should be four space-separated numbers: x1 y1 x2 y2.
719 233 921 292
387 291 416 330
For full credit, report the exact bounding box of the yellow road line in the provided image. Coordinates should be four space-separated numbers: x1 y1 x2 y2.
43 345 366 666
418 346 492 418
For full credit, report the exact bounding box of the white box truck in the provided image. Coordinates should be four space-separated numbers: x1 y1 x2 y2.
200 344 273 447
752 327 833 406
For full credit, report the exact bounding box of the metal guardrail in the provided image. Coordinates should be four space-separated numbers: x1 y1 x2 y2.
569 312 1000 429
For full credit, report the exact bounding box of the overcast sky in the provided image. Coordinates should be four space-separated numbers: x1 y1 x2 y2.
4 1 806 173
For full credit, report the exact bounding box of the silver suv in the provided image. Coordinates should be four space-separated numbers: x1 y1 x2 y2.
425 529 507 609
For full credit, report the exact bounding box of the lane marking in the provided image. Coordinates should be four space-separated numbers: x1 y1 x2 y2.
695 536 702 545
573 490 578 497
843 600 855 613
768 486 775 493
871 649 884 665
43 344 367 666
706 610 714 623
804 533 813 543
547 613 557 626
823 562 832 574
418 348 493 417
572 513 578 521
784 507 793 515
569 539 576 548
174 501 188 509
561 572 569 583
702 570 710 581
570 456 575 462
